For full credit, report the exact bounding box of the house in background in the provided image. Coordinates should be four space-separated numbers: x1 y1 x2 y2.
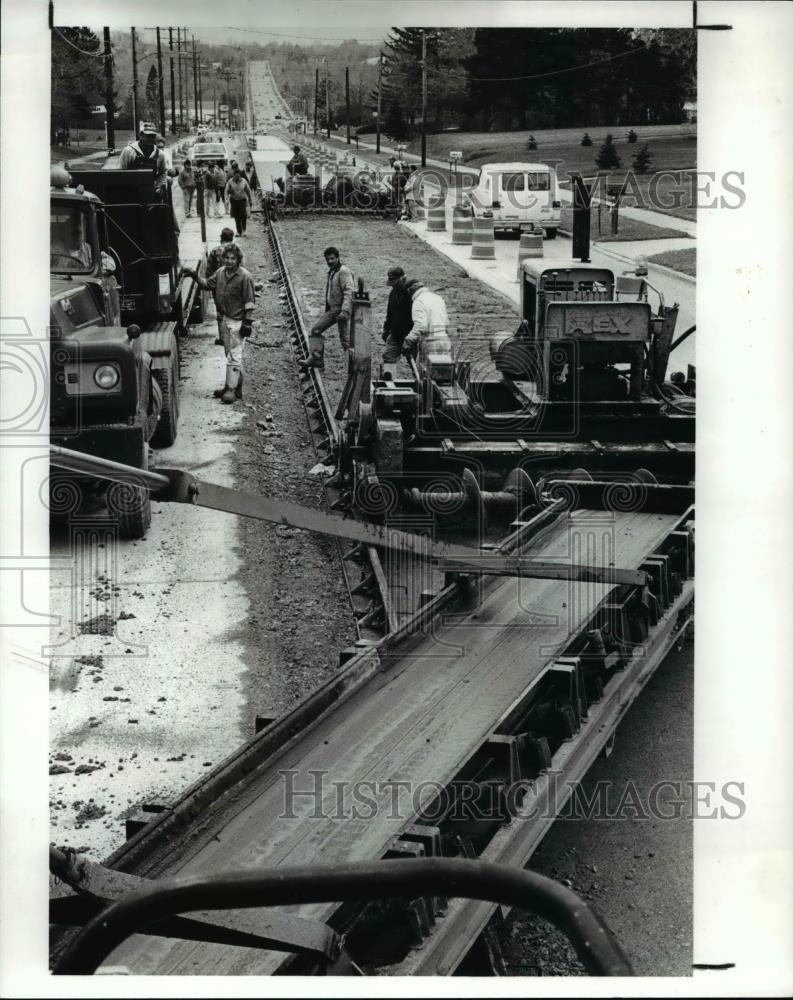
683 101 697 123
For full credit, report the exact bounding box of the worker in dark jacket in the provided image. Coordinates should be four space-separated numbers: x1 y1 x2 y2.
119 126 167 193
286 145 309 176
381 266 413 377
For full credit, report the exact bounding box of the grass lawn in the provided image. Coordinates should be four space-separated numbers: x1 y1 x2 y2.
560 207 690 242
646 247 696 276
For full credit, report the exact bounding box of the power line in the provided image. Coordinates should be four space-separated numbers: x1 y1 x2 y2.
52 26 103 57
219 26 384 43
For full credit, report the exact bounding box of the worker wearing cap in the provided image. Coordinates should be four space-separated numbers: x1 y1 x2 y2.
381 266 413 377
401 280 451 362
119 127 167 193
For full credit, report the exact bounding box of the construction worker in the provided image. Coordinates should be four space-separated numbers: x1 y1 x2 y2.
206 227 244 346
182 244 255 403
286 145 309 177
204 163 226 217
401 279 451 363
119 126 167 194
177 159 197 218
381 266 413 378
224 165 253 237
300 246 354 371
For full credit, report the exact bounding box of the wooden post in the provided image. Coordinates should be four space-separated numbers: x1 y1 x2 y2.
420 30 427 167
103 28 115 151
376 51 383 154
345 67 350 144
168 27 176 135
131 28 139 137
314 66 319 135
156 28 166 137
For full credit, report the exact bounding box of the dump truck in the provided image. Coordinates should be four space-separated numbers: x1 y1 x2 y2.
49 162 205 538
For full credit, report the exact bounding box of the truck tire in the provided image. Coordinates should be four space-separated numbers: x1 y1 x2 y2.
544 227 558 240
190 285 208 324
110 446 152 540
150 348 179 449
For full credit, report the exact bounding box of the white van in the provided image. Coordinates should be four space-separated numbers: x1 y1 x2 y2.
464 162 562 238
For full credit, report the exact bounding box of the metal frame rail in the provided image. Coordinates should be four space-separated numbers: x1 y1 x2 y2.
48 454 694 973
53 859 632 977
262 203 394 639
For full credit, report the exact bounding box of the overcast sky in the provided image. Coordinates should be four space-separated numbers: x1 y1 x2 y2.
57 0 693 48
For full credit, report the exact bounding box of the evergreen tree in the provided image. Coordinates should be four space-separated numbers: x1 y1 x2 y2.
631 144 652 174
51 27 104 143
382 96 410 143
145 65 159 124
581 132 593 146
595 133 621 169
627 129 638 143
527 134 537 150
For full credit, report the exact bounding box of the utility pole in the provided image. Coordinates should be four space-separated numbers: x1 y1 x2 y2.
324 59 330 139
314 66 319 135
192 36 199 129
345 66 350 144
168 27 176 134
376 50 383 154
131 28 139 137
156 27 166 137
176 27 183 128
420 30 427 167
197 56 204 123
103 27 115 151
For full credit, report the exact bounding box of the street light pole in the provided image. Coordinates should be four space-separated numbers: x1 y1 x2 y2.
345 66 350 145
324 58 330 139
314 66 318 135
131 27 139 136
192 36 199 129
420 29 427 167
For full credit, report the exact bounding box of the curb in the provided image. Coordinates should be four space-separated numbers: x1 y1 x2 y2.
593 241 696 284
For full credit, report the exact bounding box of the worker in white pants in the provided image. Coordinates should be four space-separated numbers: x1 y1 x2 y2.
181 244 256 403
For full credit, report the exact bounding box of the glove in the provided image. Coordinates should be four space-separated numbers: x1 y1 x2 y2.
240 319 253 339
402 334 418 356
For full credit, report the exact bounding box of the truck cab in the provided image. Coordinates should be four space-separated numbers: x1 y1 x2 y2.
464 162 562 238
49 166 188 538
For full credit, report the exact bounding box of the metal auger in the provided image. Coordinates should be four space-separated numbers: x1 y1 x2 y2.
403 467 538 527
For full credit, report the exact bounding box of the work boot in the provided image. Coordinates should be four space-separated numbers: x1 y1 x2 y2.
235 372 244 400
220 387 236 404
299 335 325 371
212 386 226 398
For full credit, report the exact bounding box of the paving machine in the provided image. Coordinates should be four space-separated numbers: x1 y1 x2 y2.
334 177 694 529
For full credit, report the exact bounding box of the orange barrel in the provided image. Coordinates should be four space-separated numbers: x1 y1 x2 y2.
516 228 543 278
427 200 447 231
451 206 473 244
470 211 495 259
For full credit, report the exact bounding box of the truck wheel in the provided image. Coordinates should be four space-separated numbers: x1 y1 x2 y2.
109 446 152 540
190 286 208 324
544 228 558 240
151 349 179 449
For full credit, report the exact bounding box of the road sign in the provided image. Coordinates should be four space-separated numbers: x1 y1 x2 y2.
449 151 463 160
219 104 229 112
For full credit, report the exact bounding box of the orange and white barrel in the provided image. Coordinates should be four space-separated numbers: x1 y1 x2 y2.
471 211 495 259
451 206 473 244
516 228 543 278
427 200 447 231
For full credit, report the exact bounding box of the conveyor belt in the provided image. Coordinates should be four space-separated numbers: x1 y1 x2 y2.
103 507 683 974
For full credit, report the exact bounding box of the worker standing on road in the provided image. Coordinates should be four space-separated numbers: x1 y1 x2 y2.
119 125 167 194
182 243 255 404
401 279 451 362
300 246 354 372
224 165 253 237
204 163 225 218
286 145 309 176
380 266 413 378
178 159 197 218
206 227 244 346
